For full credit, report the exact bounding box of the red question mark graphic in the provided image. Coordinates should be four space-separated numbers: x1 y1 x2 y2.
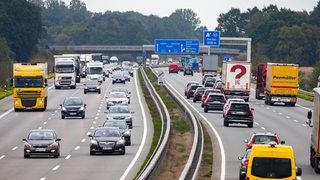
230 65 246 85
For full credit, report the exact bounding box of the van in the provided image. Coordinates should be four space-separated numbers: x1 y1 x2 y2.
169 64 179 73
244 143 302 179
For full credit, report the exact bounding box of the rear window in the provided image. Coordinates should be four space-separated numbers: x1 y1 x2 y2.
254 136 277 144
191 85 202 90
231 103 249 110
208 95 224 101
251 157 292 178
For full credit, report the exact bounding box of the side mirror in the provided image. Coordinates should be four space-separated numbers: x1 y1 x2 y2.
56 138 61 141
296 167 302 176
251 108 254 111
88 134 93 138
244 139 248 143
280 140 285 144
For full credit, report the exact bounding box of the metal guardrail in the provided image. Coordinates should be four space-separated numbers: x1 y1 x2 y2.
299 89 314 97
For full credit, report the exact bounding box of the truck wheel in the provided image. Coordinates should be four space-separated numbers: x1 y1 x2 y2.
311 147 315 168
315 158 320 173
223 119 229 127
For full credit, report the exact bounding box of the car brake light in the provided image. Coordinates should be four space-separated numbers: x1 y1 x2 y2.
244 92 249 96
225 91 231 95
206 99 213 103
195 92 198 96
226 108 231 115
221 99 226 103
244 160 249 167
248 106 253 116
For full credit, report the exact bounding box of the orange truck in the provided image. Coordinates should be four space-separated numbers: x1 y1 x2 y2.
307 87 320 173
264 63 299 106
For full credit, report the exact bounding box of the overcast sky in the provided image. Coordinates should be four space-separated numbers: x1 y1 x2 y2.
63 0 317 30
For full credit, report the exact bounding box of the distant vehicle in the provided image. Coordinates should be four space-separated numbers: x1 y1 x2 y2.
244 132 285 149
105 92 129 109
22 129 61 158
122 66 133 77
88 127 126 155
103 120 131 145
245 143 302 179
169 63 179 73
178 66 185 72
223 102 253 127
112 73 126 84
167 58 173 63
193 87 206 103
84 80 101 94
60 97 86 119
121 71 131 82
109 56 119 63
184 67 193 76
111 87 131 104
203 93 226 112
255 63 267 100
105 105 134 128
238 148 251 180
201 88 222 107
202 74 214 84
223 98 245 118
54 56 77 89
86 61 105 83
184 81 200 96
151 54 159 65
186 85 203 99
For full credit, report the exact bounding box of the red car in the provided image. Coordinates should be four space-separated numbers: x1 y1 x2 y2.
168 64 179 73
244 132 285 149
201 88 221 107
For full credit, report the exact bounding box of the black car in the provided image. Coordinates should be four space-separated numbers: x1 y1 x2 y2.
88 127 126 155
22 129 61 158
103 120 131 145
84 80 101 94
223 102 254 127
184 67 193 76
193 87 206 102
112 73 126 84
186 85 203 99
60 97 86 119
203 93 226 112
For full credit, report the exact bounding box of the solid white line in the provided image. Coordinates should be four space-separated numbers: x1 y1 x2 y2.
120 69 148 180
74 146 80 150
12 146 18 151
0 108 13 120
40 177 46 180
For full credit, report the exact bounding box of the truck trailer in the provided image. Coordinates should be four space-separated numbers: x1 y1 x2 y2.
221 61 251 102
265 63 299 106
255 63 267 100
54 56 77 89
307 88 320 173
12 63 48 111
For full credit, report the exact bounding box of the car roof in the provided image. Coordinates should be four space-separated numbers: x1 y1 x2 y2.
30 129 54 132
252 132 278 136
207 92 225 96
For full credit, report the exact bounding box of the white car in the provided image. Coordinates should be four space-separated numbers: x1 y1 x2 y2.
223 98 245 117
105 92 129 109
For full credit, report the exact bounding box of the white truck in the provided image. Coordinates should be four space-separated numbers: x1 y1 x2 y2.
221 61 251 102
54 56 77 89
86 61 105 83
307 88 320 173
151 54 159 65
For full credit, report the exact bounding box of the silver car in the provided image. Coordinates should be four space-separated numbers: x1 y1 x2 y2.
105 105 134 128
105 92 129 109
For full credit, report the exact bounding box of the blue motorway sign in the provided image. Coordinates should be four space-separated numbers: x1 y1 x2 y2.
154 39 199 54
203 31 220 46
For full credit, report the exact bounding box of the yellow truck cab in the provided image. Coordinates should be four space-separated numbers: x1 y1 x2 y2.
245 143 302 179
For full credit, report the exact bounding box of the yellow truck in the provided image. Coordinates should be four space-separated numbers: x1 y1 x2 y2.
12 63 48 111
245 143 302 179
265 63 299 106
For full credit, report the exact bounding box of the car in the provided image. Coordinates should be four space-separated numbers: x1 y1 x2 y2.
186 85 203 99
111 87 131 104
193 87 206 102
213 81 223 90
178 66 185 72
203 93 226 112
204 77 221 87
223 98 245 118
22 129 61 158
122 66 133 77
84 80 101 94
169 63 179 73
60 97 86 119
122 71 131 81
201 88 222 107
223 102 254 127
238 148 251 180
105 105 134 128
112 73 126 84
88 127 126 155
105 92 129 109
202 74 214 84
184 67 193 76
103 120 131 145
244 132 285 149
184 81 200 96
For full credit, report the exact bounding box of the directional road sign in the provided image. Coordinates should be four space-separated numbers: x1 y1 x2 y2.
154 39 199 54
203 31 220 46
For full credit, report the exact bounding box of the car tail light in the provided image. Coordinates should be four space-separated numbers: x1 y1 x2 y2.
224 91 231 95
248 106 253 116
244 91 249 96
244 160 249 167
195 92 198 96
188 89 193 93
226 108 231 115
205 99 213 103
221 99 226 103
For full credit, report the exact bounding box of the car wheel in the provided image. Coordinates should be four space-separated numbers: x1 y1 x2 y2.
98 91 101 94
120 147 126 155
90 151 95 155
204 107 208 113
311 147 315 168
201 103 204 108
82 114 85 119
61 115 65 119
193 99 196 103
24 154 30 158
187 95 190 99
54 154 59 158
127 139 131 146
223 118 229 127
248 122 253 128
84 91 86 94
315 158 320 173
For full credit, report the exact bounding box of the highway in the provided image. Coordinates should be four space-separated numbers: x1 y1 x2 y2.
0 70 153 180
157 67 317 180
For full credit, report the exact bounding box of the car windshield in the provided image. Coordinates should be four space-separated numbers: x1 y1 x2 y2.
87 80 99 85
209 95 224 101
251 157 292 178
108 106 130 113
112 88 128 94
254 136 277 144
109 93 126 98
64 98 83 106
231 103 249 111
94 129 121 137
28 131 54 140
104 121 127 129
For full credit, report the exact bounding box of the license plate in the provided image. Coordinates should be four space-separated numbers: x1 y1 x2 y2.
70 112 77 115
103 147 112 150
35 148 46 152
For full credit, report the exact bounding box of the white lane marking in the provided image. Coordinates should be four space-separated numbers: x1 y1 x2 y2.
164 80 226 180
302 124 307 127
0 108 13 120
272 110 276 112
93 121 97 124
51 114 55 116
48 117 51 120
296 103 312 111
65 155 71 160
94 117 98 120
96 113 99 116
40 177 46 180
38 127 42 129
294 120 298 123
81 138 86 142
261 127 266 130
75 146 80 150
254 122 259 125
285 116 290 119
43 122 47 125
0 155 5 159
52 165 60 171
12 146 18 151
120 69 148 180
266 107 270 110
90 126 94 129
279 112 282 115
86 132 91 135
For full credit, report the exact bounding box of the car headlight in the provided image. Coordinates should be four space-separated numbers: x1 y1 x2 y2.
123 131 131 136
79 106 85 111
116 139 125 145
84 87 88 89
48 142 58 148
24 142 32 148
97 86 100 89
62 107 67 111
125 116 131 120
90 140 98 145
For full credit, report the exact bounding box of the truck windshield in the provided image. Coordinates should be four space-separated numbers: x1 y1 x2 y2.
56 64 74 73
251 157 292 178
87 67 103 74
15 76 43 88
